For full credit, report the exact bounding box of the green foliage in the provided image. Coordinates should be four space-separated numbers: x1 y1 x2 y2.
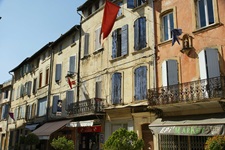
24 133 40 145
19 135 26 144
205 136 225 150
50 136 74 150
103 128 144 150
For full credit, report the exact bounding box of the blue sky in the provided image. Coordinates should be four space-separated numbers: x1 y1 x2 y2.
0 0 86 83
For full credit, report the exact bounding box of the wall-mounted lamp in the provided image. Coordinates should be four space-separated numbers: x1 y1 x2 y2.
180 34 193 56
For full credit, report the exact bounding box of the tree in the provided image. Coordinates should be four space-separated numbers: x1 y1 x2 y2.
24 133 40 150
103 128 144 150
205 135 225 150
50 136 74 150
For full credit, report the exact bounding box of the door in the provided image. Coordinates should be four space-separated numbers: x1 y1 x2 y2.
142 124 154 150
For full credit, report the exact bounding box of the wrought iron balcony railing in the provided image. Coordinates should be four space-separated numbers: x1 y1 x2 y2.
148 76 225 106
68 98 105 115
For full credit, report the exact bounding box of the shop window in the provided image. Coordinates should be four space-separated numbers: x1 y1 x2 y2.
111 73 122 104
134 66 147 100
112 25 128 59
134 17 146 51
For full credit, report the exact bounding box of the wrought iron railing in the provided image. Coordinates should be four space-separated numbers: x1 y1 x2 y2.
148 76 225 106
68 98 105 115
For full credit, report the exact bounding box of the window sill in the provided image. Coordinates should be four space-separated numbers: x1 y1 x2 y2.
70 42 76 47
158 39 173 46
109 54 128 63
93 48 104 55
131 2 148 12
193 22 222 34
132 46 151 55
116 14 125 21
81 54 91 60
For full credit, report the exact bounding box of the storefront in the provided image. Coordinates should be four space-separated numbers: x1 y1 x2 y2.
149 114 225 150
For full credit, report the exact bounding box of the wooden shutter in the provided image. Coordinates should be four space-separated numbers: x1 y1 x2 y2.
111 73 121 104
199 50 207 80
84 33 89 56
139 17 146 49
134 18 139 50
69 56 76 74
162 61 168 86
127 0 135 8
52 95 59 113
55 64 62 82
66 90 74 110
167 60 178 85
95 81 102 98
95 27 102 51
135 66 147 100
14 107 18 121
27 81 32 96
112 30 118 59
33 78 37 94
121 24 128 56
206 48 220 78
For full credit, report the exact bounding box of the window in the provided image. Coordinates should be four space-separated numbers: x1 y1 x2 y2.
95 27 102 51
1 104 9 120
84 33 89 57
66 90 74 110
117 1 123 17
94 1 99 11
134 17 146 51
88 6 92 16
59 44 63 53
24 81 32 96
69 56 76 75
71 34 75 44
111 73 122 104
127 0 146 9
45 68 49 85
52 95 60 114
162 12 174 41
196 0 214 28
4 90 9 99
39 72 42 88
112 25 128 59
134 66 147 100
162 60 179 86
26 105 31 120
55 64 62 82
38 97 47 117
31 103 36 119
33 78 37 94
95 81 102 98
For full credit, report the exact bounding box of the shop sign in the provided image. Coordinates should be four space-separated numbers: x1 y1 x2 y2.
78 125 101 133
158 125 223 136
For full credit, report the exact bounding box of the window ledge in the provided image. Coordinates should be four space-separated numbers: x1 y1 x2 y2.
109 54 128 63
131 2 148 12
132 46 151 55
193 22 222 34
116 14 125 21
158 39 173 46
93 48 104 55
81 54 91 60
70 42 76 47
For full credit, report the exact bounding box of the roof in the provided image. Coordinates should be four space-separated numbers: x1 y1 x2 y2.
77 0 95 11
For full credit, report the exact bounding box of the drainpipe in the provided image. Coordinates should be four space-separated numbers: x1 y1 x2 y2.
5 72 14 150
46 43 54 121
76 10 82 103
152 0 157 89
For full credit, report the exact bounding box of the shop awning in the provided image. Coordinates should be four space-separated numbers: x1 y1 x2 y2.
32 120 71 140
25 124 39 131
149 116 225 136
66 120 94 127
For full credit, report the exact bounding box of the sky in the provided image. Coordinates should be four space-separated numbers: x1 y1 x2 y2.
0 0 86 83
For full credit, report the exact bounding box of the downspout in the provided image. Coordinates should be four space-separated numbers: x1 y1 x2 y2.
76 10 82 103
152 0 157 89
5 72 14 150
46 43 54 121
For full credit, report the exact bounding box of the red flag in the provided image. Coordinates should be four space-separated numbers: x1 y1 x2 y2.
9 112 15 121
68 77 76 89
100 0 120 40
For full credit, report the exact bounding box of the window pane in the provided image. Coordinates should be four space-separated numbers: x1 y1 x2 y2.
163 15 169 41
207 0 214 25
198 0 206 27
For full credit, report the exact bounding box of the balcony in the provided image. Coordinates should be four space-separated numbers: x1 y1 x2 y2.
68 98 105 116
148 76 225 106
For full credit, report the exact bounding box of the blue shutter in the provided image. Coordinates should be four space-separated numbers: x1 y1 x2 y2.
134 19 139 50
52 95 59 113
206 48 220 78
84 33 89 56
167 60 178 85
111 73 121 104
139 17 146 49
135 66 147 100
1 105 5 119
66 90 74 110
69 56 75 73
55 64 62 82
121 24 128 56
112 30 117 58
127 0 135 8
